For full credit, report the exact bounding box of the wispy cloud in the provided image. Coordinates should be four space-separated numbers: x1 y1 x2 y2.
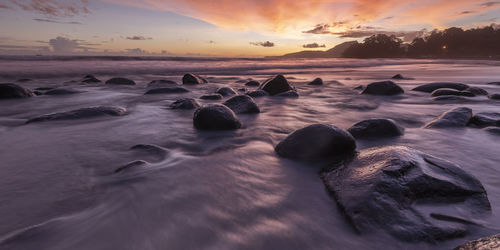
126 36 153 40
33 18 82 24
250 41 275 47
4 0 90 17
302 43 326 48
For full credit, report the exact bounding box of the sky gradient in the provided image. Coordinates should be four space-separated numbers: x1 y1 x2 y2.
1 0 499 57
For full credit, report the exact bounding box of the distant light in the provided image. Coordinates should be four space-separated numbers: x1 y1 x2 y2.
442 45 447 49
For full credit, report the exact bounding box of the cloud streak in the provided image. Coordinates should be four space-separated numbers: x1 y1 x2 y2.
126 36 153 40
250 41 275 47
33 18 82 24
302 43 326 48
4 0 90 17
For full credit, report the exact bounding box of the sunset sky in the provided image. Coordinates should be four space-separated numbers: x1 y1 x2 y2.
1 0 499 57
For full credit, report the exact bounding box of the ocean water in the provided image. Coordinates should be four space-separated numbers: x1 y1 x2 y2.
0 57 499 250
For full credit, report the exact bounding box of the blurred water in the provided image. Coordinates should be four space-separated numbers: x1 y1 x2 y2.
0 58 499 250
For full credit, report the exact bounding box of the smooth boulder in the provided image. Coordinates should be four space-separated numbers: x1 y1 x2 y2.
245 80 260 87
361 81 404 95
82 75 101 83
308 78 323 86
433 96 467 101
348 118 404 139
259 75 294 96
144 87 189 95
275 124 356 161
489 94 500 100
484 127 500 135
465 87 488 96
193 104 241 130
223 95 260 114
0 83 35 99
323 146 490 242
431 88 475 97
26 106 127 123
216 87 237 97
424 107 472 128
412 82 469 93
246 90 268 98
105 77 136 85
44 88 81 95
276 90 299 98
114 160 148 173
148 79 177 87
182 73 207 85
469 112 500 128
391 74 404 79
170 98 201 110
200 94 222 100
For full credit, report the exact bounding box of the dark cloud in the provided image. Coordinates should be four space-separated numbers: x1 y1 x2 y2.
302 24 331 34
0 3 10 9
459 10 475 15
126 36 153 40
5 0 90 17
47 36 98 53
126 48 148 54
208 40 215 44
33 18 82 24
250 41 275 47
481 1 500 7
302 43 326 48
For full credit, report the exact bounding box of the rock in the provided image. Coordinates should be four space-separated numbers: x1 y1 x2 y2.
105 77 136 85
222 95 260 114
361 81 404 95
487 82 500 85
193 104 241 130
44 88 81 95
424 107 472 128
431 89 475 97
391 74 404 79
114 160 148 173
200 94 222 100
246 90 268 98
16 78 32 82
308 78 323 85
33 91 43 96
237 88 247 92
484 127 500 135
432 96 468 101
170 98 201 109
82 75 101 83
489 94 500 100
348 118 404 139
148 79 177 87
466 87 488 96
26 106 127 123
469 112 500 128
245 80 260 87
454 234 500 250
259 75 294 95
182 73 207 85
275 90 299 98
323 146 490 242
144 87 189 95
0 83 35 99
216 87 237 97
412 82 469 93
353 85 364 90
275 124 356 161
35 87 54 91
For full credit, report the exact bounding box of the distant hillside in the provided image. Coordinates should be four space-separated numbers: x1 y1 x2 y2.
268 41 358 59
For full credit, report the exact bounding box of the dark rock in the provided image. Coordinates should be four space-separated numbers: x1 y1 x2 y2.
489 94 500 100
465 87 488 96
391 74 404 79
487 82 500 85
193 104 241 130
484 127 500 135
275 90 299 98
431 88 475 97
216 87 237 96
144 87 189 95
348 118 404 139
424 107 472 128
323 146 490 242
412 82 469 93
33 91 43 96
82 75 101 83
353 85 364 90
0 83 35 99
200 94 223 100
182 73 207 85
308 78 323 85
148 79 177 87
44 88 81 95
245 80 260 87
26 106 127 123
170 98 201 109
361 81 404 95
275 124 356 161
469 112 500 128
35 87 54 91
432 96 467 101
259 75 294 95
454 234 500 250
114 160 148 173
223 95 260 114
105 77 136 85
237 88 247 92
16 78 32 82
246 90 268 98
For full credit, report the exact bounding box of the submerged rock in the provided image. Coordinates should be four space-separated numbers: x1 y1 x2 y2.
259 75 294 96
26 106 127 123
484 127 500 135
275 90 299 98
182 73 207 85
323 146 490 242
144 87 189 95
0 83 35 99
431 88 475 97
200 94 223 100
105 77 136 85
246 90 268 98
193 104 241 130
114 160 148 173
245 80 260 87
237 88 247 92
348 118 404 139
148 79 177 87
82 75 101 83
391 74 404 79
44 88 81 95
454 234 500 250
465 87 488 96
275 124 356 161
223 95 260 114
361 81 404 95
432 96 467 101
35 87 54 91
353 85 364 90
130 144 169 162
489 94 500 100
308 78 323 85
170 98 201 110
487 82 500 85
412 82 469 93
469 112 500 128
424 107 472 128
216 87 237 97
16 78 32 82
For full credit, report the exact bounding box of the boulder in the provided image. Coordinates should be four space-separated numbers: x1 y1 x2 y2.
361 81 404 95
276 90 299 98
0 83 35 99
114 160 148 173
223 95 260 114
105 77 136 85
353 85 364 90
489 94 500 100
487 82 500 85
468 112 500 128
16 78 31 82
323 146 490 242
275 124 356 161
391 74 404 79
484 127 500 135
82 75 101 83
431 89 475 97
216 87 237 97
433 96 467 101
182 73 207 85
424 107 472 128
454 234 500 250
237 88 247 92
246 90 268 98
308 78 323 86
44 88 81 95
348 118 404 139
259 75 294 95
245 80 260 87
144 87 189 95
465 87 488 96
26 106 127 123
35 87 54 91
170 98 201 110
148 79 177 87
412 82 469 93
193 104 241 130
200 94 222 100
